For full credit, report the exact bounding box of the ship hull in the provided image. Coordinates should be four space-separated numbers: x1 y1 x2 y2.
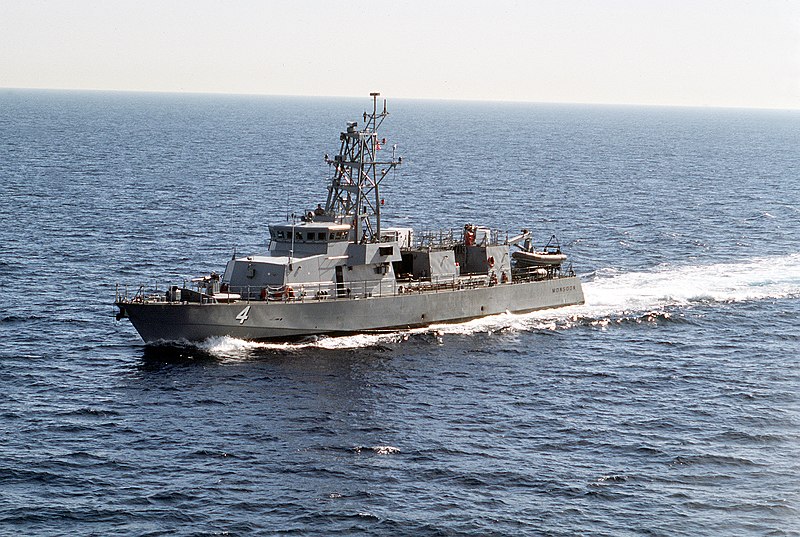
118 277 584 344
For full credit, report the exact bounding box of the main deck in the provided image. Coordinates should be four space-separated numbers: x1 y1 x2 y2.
117 274 584 343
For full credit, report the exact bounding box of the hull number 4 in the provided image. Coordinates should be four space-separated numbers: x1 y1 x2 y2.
235 306 251 325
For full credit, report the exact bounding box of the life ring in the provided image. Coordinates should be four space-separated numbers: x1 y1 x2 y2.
488 256 495 268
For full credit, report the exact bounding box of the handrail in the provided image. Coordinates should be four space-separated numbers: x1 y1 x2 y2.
413 226 506 249
116 265 576 306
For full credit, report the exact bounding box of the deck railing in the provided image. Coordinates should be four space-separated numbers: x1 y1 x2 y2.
414 227 507 249
116 265 574 306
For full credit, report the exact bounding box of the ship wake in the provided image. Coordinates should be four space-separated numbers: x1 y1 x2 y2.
197 253 800 356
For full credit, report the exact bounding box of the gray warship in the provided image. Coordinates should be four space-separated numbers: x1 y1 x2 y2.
115 93 584 343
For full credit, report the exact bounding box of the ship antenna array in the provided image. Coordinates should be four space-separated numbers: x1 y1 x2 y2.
323 92 402 243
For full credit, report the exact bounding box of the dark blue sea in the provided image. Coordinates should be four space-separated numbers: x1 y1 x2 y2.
1 89 798 536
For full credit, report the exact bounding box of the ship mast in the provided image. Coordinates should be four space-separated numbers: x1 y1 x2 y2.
324 92 401 242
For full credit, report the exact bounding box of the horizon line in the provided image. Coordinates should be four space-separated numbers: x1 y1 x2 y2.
2 85 798 113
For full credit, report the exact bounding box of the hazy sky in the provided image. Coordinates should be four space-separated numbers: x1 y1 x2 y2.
2 0 798 109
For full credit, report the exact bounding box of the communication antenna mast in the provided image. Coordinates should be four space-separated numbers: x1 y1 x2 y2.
324 92 402 242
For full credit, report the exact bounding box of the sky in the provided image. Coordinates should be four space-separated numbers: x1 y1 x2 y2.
1 0 798 109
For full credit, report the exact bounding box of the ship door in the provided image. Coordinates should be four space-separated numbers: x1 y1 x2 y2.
335 266 345 297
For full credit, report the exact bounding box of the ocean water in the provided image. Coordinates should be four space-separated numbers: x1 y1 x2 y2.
1 89 798 536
